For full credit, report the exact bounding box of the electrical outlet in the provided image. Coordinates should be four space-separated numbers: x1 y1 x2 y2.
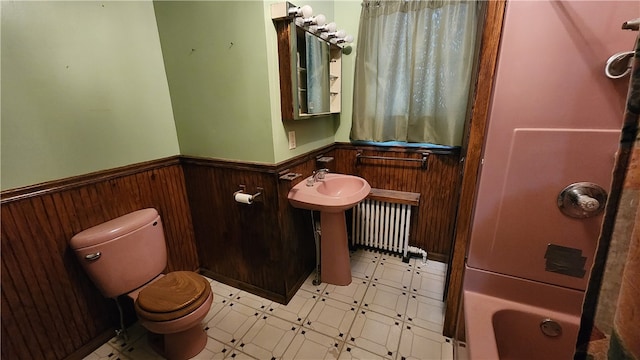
288 131 296 149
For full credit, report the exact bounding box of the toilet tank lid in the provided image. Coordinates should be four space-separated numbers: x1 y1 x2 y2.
70 208 159 249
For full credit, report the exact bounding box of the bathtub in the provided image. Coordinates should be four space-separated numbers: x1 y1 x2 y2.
463 267 584 360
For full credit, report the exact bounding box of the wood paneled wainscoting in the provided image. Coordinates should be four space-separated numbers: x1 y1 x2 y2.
1 157 198 360
181 150 324 304
1 145 462 359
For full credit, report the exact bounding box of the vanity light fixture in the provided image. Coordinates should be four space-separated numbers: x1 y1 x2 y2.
271 1 347 120
271 2 353 47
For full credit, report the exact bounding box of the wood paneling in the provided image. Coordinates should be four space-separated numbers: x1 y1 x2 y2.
0 158 198 360
275 20 295 120
1 143 466 359
443 0 507 339
182 160 286 301
182 150 324 304
333 144 462 261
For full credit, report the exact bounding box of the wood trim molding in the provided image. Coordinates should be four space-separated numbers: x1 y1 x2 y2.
1 156 181 204
442 0 507 339
274 20 296 120
180 144 335 175
3 141 447 205
2 146 339 205
180 155 277 173
368 188 420 207
334 142 461 156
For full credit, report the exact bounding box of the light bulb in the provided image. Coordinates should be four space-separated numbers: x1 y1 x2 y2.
314 14 326 26
343 35 354 43
301 5 313 18
289 5 312 17
297 14 326 27
308 25 319 33
335 30 346 38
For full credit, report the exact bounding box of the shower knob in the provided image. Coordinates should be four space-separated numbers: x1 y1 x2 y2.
557 182 607 218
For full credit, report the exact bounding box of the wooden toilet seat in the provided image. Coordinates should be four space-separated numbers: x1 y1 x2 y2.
135 271 211 322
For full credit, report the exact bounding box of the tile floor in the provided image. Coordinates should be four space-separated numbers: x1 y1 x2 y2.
85 249 454 360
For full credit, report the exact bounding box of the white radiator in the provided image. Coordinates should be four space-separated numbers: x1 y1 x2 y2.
351 199 411 259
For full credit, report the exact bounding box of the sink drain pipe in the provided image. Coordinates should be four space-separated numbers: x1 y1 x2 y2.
310 211 322 286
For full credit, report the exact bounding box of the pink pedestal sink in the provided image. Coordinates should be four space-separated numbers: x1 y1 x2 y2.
288 173 371 285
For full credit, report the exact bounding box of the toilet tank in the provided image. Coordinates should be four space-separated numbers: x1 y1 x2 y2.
70 208 167 298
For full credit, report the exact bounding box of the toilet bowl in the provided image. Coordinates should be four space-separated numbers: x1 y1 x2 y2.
70 209 212 360
129 272 213 360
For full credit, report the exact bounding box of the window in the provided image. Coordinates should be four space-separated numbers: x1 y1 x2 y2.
351 0 478 146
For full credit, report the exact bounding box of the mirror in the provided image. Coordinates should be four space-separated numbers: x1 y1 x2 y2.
272 14 342 120
302 30 330 114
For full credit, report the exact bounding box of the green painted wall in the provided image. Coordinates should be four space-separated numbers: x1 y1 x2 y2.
154 0 341 164
154 1 276 163
1 0 179 190
334 0 361 142
1 0 360 190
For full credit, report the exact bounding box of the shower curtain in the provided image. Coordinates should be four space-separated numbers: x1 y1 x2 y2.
581 31 640 360
607 32 640 360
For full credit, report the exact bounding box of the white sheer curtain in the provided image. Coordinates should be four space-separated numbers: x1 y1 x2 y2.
351 0 477 146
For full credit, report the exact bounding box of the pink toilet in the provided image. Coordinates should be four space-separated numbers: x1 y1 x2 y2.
70 208 213 360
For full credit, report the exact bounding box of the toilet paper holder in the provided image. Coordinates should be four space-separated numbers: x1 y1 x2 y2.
234 185 263 203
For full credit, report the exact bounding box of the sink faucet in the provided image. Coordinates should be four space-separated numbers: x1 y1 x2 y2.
314 168 330 181
307 168 330 186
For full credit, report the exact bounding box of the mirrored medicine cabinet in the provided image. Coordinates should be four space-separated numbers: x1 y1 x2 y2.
272 4 342 120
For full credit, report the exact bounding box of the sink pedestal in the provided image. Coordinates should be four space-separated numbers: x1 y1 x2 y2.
320 211 352 286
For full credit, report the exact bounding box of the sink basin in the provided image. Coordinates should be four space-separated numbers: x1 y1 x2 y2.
288 173 371 213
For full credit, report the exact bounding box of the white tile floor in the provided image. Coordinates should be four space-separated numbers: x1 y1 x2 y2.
85 249 453 360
